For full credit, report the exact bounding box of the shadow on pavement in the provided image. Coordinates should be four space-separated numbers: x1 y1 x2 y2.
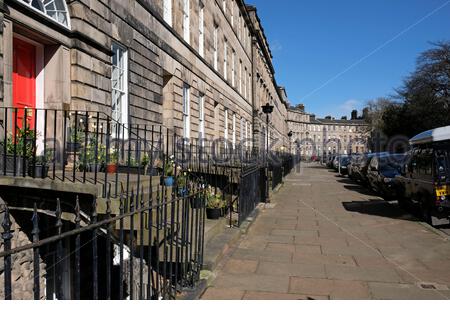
342 200 420 221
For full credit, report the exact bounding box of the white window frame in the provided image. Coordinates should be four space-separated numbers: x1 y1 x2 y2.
231 50 236 87
245 120 249 147
223 39 228 80
224 108 229 142
213 25 218 71
163 0 172 26
198 2 204 57
231 0 234 26
111 42 128 139
198 93 205 143
248 73 252 101
183 0 190 44
238 13 242 40
232 113 236 149
17 0 71 29
239 60 242 93
243 67 247 99
183 84 191 140
240 117 244 147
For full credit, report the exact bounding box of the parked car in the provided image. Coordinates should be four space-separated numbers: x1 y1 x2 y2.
339 155 351 175
359 152 389 185
333 156 342 171
367 153 407 200
326 155 336 168
395 125 450 226
348 154 363 180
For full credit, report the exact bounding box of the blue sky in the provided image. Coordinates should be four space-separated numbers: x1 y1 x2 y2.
249 0 450 118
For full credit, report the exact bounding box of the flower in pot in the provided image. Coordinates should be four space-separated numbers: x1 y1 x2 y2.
106 148 119 173
190 181 206 209
176 171 189 197
160 156 175 187
5 126 37 175
206 187 226 220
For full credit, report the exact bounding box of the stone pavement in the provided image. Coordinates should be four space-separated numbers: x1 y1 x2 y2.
201 163 450 300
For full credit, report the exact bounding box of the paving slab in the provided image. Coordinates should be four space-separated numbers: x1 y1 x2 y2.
202 164 450 300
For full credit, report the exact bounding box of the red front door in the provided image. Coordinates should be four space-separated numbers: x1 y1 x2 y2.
13 37 36 131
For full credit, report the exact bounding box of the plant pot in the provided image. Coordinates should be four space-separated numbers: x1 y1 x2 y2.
160 176 174 187
0 154 28 176
28 164 49 179
190 196 206 209
178 187 188 197
117 165 145 175
206 208 222 220
106 164 118 173
147 167 161 176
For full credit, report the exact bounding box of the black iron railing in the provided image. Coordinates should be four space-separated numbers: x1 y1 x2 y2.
0 106 301 299
0 184 206 300
237 165 264 226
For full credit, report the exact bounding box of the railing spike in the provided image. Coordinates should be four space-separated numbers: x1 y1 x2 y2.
1 203 12 239
31 203 40 237
75 196 81 226
92 198 98 220
55 198 63 232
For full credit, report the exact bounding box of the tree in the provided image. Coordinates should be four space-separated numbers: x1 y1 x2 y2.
367 41 450 139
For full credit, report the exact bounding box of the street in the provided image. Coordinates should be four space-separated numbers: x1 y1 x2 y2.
202 163 450 300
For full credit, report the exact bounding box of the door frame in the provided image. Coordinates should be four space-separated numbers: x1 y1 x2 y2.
13 33 45 111
13 33 45 153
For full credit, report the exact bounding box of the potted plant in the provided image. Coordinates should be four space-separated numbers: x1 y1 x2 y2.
28 150 52 178
206 187 226 220
190 182 206 209
160 156 175 187
106 148 119 173
3 126 36 176
177 171 189 197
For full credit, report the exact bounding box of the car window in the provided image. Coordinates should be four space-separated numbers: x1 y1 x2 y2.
413 148 433 180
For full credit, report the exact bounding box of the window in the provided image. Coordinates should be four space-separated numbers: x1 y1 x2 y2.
238 13 242 40
223 39 228 80
239 60 242 93
231 0 234 26
240 117 244 146
183 0 190 44
245 120 249 147
198 93 205 143
183 84 191 140
111 42 128 136
224 108 229 141
213 25 218 71
18 0 70 28
163 0 172 26
232 113 236 149
231 50 236 87
248 73 251 100
198 2 204 57
244 67 247 99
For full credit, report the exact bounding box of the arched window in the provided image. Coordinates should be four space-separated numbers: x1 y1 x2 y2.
17 0 71 28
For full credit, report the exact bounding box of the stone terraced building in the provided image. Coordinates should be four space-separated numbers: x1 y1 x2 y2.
0 0 290 150
287 104 369 158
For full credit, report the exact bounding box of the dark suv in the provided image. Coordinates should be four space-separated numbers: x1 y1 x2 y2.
367 154 406 200
395 126 450 226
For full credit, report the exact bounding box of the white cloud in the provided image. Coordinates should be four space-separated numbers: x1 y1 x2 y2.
339 99 360 112
270 40 283 52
